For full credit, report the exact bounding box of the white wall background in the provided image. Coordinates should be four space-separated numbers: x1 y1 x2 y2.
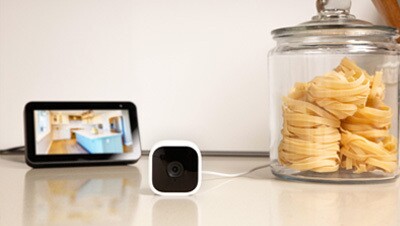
0 0 384 152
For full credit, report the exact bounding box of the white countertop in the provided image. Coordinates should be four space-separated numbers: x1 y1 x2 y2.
0 155 398 226
74 130 122 139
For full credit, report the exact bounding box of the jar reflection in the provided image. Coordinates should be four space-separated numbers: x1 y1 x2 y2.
23 166 141 226
270 180 400 226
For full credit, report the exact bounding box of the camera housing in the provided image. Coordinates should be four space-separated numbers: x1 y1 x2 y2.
149 140 202 196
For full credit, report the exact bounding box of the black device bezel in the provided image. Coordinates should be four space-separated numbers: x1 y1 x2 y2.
24 101 141 168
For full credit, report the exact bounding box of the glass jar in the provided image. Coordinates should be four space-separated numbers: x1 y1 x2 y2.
268 0 400 183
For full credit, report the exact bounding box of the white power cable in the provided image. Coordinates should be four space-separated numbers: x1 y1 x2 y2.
202 163 271 178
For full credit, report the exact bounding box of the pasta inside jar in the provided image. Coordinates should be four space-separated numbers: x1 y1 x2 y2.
279 58 398 174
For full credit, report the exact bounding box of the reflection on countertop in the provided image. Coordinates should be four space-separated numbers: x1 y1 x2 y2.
152 198 198 226
0 156 399 226
269 179 400 226
23 166 141 226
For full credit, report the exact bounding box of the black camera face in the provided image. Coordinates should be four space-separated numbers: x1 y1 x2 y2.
151 146 199 193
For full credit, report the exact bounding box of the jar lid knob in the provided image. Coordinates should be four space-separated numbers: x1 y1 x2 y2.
271 0 397 38
314 0 355 20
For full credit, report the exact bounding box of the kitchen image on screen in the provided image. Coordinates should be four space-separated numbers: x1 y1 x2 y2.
34 110 134 155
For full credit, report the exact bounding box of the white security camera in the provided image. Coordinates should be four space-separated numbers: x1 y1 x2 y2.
149 140 202 196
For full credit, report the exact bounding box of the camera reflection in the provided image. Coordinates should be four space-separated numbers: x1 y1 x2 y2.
152 198 199 226
23 166 141 226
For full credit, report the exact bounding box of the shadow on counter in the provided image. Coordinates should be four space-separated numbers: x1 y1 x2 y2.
23 166 141 226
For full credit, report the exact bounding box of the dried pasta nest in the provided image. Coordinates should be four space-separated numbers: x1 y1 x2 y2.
339 61 396 173
279 57 398 174
307 69 370 120
340 131 397 173
279 97 341 173
341 104 392 142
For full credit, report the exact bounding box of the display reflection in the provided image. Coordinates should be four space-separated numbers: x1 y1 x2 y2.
23 166 141 226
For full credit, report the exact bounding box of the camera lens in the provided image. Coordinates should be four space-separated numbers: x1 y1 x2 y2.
167 161 184 178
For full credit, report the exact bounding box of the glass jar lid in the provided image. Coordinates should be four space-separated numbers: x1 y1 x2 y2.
271 0 398 39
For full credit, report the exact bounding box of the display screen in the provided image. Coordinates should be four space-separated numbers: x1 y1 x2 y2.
34 110 135 155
